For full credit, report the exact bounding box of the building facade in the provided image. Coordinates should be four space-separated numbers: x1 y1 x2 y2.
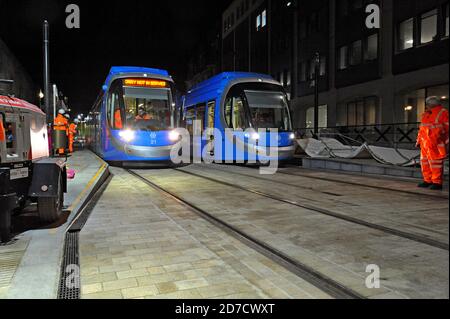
0 37 37 104
221 0 449 132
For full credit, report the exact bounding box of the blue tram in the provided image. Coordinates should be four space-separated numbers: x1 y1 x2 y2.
180 72 296 163
86 66 181 166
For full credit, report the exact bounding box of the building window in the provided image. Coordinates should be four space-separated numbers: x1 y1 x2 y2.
256 14 261 30
398 18 414 50
306 105 328 129
420 9 438 44
349 40 362 65
338 0 349 17
338 46 348 70
337 97 378 127
308 60 315 80
261 10 267 27
320 56 326 76
364 33 378 61
445 4 449 37
298 62 306 82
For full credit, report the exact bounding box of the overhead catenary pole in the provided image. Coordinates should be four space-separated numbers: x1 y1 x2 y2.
43 20 51 123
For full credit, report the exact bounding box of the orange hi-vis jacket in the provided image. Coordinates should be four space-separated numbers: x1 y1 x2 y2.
417 105 449 160
54 114 69 133
68 123 77 137
0 120 5 142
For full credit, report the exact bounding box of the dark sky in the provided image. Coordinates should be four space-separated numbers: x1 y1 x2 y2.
0 0 231 113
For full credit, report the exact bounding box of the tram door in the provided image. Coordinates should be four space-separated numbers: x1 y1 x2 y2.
195 105 206 160
206 101 215 156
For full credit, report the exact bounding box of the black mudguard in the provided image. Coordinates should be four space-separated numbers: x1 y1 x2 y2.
29 158 67 198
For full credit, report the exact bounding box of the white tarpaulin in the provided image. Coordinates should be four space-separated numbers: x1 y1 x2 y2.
297 138 420 167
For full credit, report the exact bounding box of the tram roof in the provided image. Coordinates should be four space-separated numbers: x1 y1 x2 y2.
104 66 171 87
185 72 276 106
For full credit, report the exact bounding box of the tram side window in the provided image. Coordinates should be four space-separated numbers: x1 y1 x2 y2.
185 107 196 136
5 121 18 158
224 96 247 129
108 86 123 130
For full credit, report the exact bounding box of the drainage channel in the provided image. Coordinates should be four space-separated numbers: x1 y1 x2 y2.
57 173 111 299
128 169 364 300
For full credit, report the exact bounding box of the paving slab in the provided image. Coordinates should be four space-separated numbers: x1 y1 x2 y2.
1 150 108 299
136 165 449 299
79 168 331 299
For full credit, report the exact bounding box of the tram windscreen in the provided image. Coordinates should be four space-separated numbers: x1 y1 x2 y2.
123 87 172 131
244 90 292 131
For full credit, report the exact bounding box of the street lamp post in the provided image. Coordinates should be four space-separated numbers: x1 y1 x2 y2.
43 21 51 123
314 52 320 136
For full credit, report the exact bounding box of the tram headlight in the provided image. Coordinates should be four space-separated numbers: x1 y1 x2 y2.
169 130 181 142
119 130 135 143
289 133 296 140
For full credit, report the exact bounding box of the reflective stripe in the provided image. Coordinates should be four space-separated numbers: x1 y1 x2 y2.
430 166 443 169
435 108 446 124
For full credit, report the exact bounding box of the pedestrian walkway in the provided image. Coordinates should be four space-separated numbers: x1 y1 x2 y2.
1 150 108 299
79 168 330 299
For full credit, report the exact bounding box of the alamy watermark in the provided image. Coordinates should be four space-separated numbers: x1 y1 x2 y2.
366 4 381 29
365 264 381 289
66 4 81 29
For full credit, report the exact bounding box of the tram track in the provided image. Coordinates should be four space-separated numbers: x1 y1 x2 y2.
126 169 365 300
172 166 449 251
279 165 449 199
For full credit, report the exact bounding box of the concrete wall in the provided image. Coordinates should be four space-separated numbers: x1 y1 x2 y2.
0 37 37 104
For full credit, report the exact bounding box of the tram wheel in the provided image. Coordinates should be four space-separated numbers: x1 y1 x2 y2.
38 176 63 223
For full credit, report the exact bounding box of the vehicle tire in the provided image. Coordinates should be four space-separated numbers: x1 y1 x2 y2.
0 210 11 243
38 176 63 223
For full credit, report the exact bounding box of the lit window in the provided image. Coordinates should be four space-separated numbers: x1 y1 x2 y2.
338 46 348 70
286 71 291 86
320 56 326 76
398 18 414 50
349 40 362 65
420 9 438 44
309 60 315 80
365 33 378 60
256 14 261 30
262 10 267 27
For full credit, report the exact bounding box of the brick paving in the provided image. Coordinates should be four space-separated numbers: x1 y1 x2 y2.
79 168 330 299
135 164 449 299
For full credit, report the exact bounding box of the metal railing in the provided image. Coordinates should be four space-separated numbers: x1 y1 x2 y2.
296 123 420 150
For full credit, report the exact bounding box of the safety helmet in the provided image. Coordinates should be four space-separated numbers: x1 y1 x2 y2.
425 96 441 107
65 114 70 119
58 109 66 115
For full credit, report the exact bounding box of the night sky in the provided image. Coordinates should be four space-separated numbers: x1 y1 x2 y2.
0 0 231 113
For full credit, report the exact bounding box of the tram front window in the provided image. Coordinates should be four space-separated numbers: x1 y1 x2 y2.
123 87 172 131
245 90 292 132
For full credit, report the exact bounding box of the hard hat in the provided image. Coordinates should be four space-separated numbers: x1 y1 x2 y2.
65 114 70 119
425 96 440 107
58 109 66 115
74 119 80 124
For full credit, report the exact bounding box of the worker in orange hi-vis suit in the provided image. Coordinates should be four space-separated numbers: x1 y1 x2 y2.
416 96 449 191
68 121 78 153
0 118 5 143
54 109 69 155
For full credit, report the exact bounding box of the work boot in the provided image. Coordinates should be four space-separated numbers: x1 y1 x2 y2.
417 182 432 188
430 184 443 191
